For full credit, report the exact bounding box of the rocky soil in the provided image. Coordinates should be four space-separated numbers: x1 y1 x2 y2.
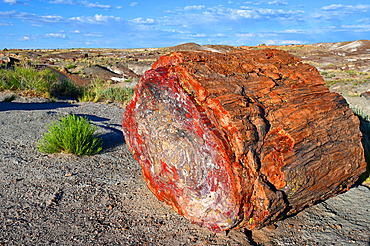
0 41 369 245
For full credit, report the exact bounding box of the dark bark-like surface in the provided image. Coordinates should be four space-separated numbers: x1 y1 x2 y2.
122 49 366 232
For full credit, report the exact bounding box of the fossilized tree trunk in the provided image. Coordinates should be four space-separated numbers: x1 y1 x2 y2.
122 49 366 232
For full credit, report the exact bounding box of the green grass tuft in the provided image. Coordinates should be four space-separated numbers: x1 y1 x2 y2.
51 79 82 98
37 114 102 156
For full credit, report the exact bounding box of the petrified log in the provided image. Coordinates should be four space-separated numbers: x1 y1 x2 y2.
122 49 366 232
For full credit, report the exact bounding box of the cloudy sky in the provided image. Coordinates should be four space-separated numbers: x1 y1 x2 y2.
0 0 369 49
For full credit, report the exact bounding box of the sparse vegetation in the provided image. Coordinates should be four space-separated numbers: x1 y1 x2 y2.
0 66 58 97
78 78 134 103
0 64 134 104
37 114 102 156
325 73 336 79
51 79 82 99
100 86 135 103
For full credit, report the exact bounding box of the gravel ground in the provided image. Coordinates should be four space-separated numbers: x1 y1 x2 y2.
0 94 369 245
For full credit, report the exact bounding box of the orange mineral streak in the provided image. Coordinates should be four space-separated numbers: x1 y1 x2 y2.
261 128 295 190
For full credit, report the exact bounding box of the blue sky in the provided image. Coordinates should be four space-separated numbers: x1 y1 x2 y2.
0 0 369 49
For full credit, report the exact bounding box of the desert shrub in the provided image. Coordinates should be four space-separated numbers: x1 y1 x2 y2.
78 77 104 103
0 65 84 99
51 79 82 98
0 66 58 96
78 78 134 104
37 114 102 156
100 87 134 103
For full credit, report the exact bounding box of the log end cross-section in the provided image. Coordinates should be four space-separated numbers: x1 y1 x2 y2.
122 49 366 232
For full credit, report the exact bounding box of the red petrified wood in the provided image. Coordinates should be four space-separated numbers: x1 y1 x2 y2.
122 49 366 232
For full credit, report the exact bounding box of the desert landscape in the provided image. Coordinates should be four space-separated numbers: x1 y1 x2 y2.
0 40 369 245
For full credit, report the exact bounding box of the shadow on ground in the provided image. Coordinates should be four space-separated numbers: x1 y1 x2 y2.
0 102 78 111
74 113 126 151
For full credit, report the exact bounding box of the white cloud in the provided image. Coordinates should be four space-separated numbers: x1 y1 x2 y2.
226 7 304 20
49 0 76 4
70 14 121 24
49 0 113 9
72 30 80 33
272 29 305 34
130 17 155 24
45 33 66 38
3 0 24 5
358 18 370 24
245 0 287 6
190 33 207 37
84 33 103 37
41 15 65 23
321 4 343 11
130 2 138 7
0 11 67 24
236 33 255 38
322 4 370 12
265 39 307 45
0 21 10 26
230 9 253 19
94 14 107 21
340 24 370 32
81 1 110 9
184 5 205 11
4 0 16 4
313 4 370 21
19 36 30 41
267 0 287 5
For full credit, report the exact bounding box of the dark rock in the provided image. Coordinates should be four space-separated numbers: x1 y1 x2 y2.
108 64 140 78
83 65 119 80
122 49 366 232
